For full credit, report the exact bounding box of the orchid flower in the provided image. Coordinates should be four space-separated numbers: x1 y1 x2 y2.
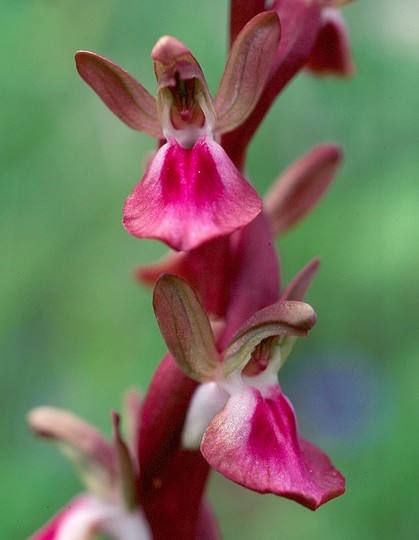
152 275 345 510
28 400 151 540
75 12 280 251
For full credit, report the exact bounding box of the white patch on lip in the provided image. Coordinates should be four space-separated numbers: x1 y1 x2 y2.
182 382 229 449
159 81 215 149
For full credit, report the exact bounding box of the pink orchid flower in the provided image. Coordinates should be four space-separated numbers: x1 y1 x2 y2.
75 12 280 251
27 401 151 540
152 274 345 510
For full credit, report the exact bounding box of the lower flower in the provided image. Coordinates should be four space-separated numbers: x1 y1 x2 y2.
27 405 151 540
153 274 346 509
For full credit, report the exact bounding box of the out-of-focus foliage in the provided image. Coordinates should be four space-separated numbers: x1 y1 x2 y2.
1 1 418 538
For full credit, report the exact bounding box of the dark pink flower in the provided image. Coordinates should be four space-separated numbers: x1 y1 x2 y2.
152 275 346 510
75 12 281 251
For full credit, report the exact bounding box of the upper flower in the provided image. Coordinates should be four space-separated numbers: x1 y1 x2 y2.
75 12 280 251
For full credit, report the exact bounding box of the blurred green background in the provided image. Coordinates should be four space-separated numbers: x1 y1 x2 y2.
1 0 418 538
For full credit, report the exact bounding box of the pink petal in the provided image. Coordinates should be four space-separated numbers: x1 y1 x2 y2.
264 144 342 236
214 11 281 134
306 9 355 77
153 274 220 382
221 0 322 168
75 51 162 138
201 386 345 510
123 136 262 251
280 258 320 302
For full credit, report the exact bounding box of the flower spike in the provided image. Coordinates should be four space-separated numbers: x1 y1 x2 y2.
32 0 355 535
